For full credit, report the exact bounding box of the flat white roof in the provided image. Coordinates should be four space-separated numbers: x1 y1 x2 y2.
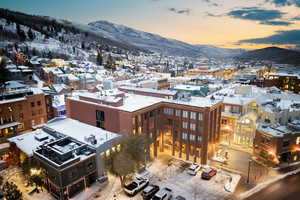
45 118 121 148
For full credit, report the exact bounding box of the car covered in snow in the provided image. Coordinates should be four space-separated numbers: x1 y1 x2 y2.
141 184 160 200
124 176 149 196
187 163 200 176
201 166 217 180
151 187 173 200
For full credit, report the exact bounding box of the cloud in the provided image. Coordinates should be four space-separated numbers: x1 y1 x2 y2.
227 7 284 21
260 20 293 25
266 0 300 7
238 30 300 44
168 8 191 15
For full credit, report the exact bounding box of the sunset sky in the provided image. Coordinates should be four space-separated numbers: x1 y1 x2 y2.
2 0 300 49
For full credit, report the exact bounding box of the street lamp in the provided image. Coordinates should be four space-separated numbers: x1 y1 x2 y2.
246 159 252 184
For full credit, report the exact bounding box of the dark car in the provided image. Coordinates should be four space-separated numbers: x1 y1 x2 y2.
141 185 160 200
175 195 186 200
201 167 217 180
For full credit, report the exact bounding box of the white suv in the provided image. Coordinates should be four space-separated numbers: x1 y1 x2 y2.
187 163 200 176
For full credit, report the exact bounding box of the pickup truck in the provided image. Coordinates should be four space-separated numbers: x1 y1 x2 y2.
124 177 149 196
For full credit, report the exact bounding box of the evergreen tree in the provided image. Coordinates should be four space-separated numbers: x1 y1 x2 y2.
2 182 22 200
27 28 35 40
47 51 53 59
96 51 103 65
81 41 85 49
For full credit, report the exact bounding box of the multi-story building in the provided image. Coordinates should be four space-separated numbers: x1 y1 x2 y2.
0 81 49 142
254 73 300 94
65 87 222 164
254 120 300 166
9 117 121 200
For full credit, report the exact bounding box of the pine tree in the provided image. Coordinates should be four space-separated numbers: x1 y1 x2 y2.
27 28 35 40
97 51 103 65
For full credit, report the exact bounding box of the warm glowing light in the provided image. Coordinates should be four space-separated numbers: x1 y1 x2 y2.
30 168 41 175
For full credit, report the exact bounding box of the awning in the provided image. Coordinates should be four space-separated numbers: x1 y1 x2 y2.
0 122 21 130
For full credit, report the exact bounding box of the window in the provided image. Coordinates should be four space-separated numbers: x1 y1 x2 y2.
182 111 189 118
198 113 203 120
8 107 13 112
31 102 35 107
96 110 105 129
182 132 188 140
297 137 300 145
190 112 196 120
175 109 181 117
32 111 36 116
224 105 231 112
232 106 240 113
37 101 41 106
197 136 202 142
190 134 196 141
182 122 188 129
190 123 196 131
132 118 136 125
96 110 105 122
164 108 173 115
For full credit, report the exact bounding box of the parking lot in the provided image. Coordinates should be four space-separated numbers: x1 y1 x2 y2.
102 157 241 200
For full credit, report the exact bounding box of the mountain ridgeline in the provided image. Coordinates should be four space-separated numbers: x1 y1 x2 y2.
88 20 245 58
236 47 300 65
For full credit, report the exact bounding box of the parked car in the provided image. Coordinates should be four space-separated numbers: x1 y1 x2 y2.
187 163 200 176
201 167 217 180
141 185 160 200
151 187 172 200
174 195 186 200
124 177 149 196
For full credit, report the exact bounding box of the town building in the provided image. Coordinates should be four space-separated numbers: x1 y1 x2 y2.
65 87 222 164
9 117 121 200
254 121 300 166
0 81 49 142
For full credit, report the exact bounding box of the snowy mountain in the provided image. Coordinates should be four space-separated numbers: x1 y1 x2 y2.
0 9 144 59
88 20 200 57
88 20 245 58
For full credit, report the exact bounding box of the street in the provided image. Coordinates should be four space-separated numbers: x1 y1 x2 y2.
245 173 300 200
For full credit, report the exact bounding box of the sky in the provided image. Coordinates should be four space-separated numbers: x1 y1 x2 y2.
1 0 300 49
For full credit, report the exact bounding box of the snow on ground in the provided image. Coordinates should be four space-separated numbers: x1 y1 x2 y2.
95 158 240 200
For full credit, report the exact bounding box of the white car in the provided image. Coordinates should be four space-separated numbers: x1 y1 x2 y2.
124 177 149 196
151 187 172 200
187 163 200 176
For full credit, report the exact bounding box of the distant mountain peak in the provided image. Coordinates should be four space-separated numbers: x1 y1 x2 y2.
88 20 245 58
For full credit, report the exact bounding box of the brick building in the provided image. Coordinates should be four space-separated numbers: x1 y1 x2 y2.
254 121 300 166
0 81 49 142
66 87 222 164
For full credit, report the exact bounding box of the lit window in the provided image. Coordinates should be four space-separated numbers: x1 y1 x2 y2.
175 109 181 117
190 112 196 120
182 133 188 140
182 122 188 129
164 108 173 115
190 135 196 141
198 113 203 120
190 123 196 131
8 107 13 112
296 137 300 145
182 111 189 118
